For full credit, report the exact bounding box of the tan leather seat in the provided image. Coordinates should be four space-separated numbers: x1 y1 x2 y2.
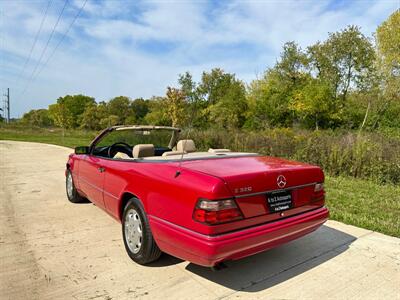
132 144 155 158
162 151 185 157
177 139 196 153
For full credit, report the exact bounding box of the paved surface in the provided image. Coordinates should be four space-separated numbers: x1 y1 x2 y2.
0 140 399 300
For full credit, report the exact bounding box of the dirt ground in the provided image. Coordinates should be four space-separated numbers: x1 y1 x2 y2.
0 140 399 300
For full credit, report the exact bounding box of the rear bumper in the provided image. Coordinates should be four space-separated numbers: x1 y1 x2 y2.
149 207 329 267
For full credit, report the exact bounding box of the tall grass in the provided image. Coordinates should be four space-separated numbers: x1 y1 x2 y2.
190 128 400 184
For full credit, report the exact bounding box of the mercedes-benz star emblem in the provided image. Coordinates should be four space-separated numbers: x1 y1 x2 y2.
277 175 287 188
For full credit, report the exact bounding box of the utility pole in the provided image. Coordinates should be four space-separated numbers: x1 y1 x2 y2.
1 91 5 123
2 88 10 123
6 88 10 123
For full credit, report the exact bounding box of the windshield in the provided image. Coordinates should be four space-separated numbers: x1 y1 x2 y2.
96 129 175 148
91 128 179 158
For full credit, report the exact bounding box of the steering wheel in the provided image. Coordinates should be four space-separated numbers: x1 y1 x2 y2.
108 142 132 158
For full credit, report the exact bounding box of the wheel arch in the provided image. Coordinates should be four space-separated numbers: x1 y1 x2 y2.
66 154 75 172
65 163 71 177
119 192 144 222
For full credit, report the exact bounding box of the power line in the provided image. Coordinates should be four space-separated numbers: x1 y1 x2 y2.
15 0 53 87
20 0 69 96
35 0 88 79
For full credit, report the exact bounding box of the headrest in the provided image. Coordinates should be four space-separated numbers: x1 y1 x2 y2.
132 144 154 158
177 139 196 153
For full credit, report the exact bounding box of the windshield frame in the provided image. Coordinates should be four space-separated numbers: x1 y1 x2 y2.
88 125 181 157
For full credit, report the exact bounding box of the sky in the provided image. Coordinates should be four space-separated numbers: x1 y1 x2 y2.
0 0 399 118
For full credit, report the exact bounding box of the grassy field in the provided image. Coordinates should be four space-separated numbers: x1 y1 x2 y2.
325 176 399 237
0 126 96 148
1 125 399 237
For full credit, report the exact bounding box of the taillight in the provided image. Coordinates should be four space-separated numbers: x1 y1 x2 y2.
314 183 324 192
193 198 243 225
312 182 325 202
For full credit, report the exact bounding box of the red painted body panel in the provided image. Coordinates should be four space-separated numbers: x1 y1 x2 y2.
150 207 329 267
67 152 328 266
181 156 324 196
79 155 106 209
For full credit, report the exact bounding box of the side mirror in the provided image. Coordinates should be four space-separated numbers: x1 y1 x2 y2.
75 146 89 155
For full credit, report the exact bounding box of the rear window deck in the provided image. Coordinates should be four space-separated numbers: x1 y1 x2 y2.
141 151 258 161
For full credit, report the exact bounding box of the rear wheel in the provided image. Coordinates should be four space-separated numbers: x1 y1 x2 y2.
66 169 85 203
122 198 162 265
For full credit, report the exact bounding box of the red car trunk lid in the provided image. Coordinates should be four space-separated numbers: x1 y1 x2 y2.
182 155 325 232
182 156 324 194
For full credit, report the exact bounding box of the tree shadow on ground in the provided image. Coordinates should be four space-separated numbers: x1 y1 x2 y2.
185 225 355 292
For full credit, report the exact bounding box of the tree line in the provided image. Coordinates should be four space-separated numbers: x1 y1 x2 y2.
20 11 399 131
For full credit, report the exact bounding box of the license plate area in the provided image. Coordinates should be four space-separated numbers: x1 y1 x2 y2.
266 190 293 213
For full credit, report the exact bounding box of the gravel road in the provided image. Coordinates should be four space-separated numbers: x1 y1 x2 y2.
0 140 399 300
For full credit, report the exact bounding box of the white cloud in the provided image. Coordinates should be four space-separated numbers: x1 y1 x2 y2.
0 0 398 117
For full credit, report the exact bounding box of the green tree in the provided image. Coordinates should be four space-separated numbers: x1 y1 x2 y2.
247 42 309 128
198 68 234 104
21 109 53 127
248 29 376 130
247 71 295 128
144 97 171 126
197 68 247 128
374 10 400 128
56 95 95 128
48 103 73 135
130 98 149 124
178 71 208 128
376 10 400 95
100 115 120 128
107 96 131 124
289 79 334 129
308 26 376 108
206 79 247 129
276 41 309 86
80 104 99 130
179 72 198 103
166 87 186 127
80 102 108 130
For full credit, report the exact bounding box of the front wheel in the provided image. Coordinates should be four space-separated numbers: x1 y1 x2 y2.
122 198 162 265
66 169 85 203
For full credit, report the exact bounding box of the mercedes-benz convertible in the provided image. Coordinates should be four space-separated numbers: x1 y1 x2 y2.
66 125 329 267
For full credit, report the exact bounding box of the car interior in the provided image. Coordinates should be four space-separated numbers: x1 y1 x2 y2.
111 139 234 160
90 127 255 161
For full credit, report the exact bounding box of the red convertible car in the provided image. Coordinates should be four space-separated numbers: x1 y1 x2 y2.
66 125 328 267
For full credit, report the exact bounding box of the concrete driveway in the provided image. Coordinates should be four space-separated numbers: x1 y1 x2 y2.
0 140 399 300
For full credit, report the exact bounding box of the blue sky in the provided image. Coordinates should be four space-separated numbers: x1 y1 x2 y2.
0 0 399 117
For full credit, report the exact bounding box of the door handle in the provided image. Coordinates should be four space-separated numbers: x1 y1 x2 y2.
98 167 105 173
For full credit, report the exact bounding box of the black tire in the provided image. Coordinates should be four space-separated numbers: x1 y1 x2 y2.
66 169 85 203
122 197 162 265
